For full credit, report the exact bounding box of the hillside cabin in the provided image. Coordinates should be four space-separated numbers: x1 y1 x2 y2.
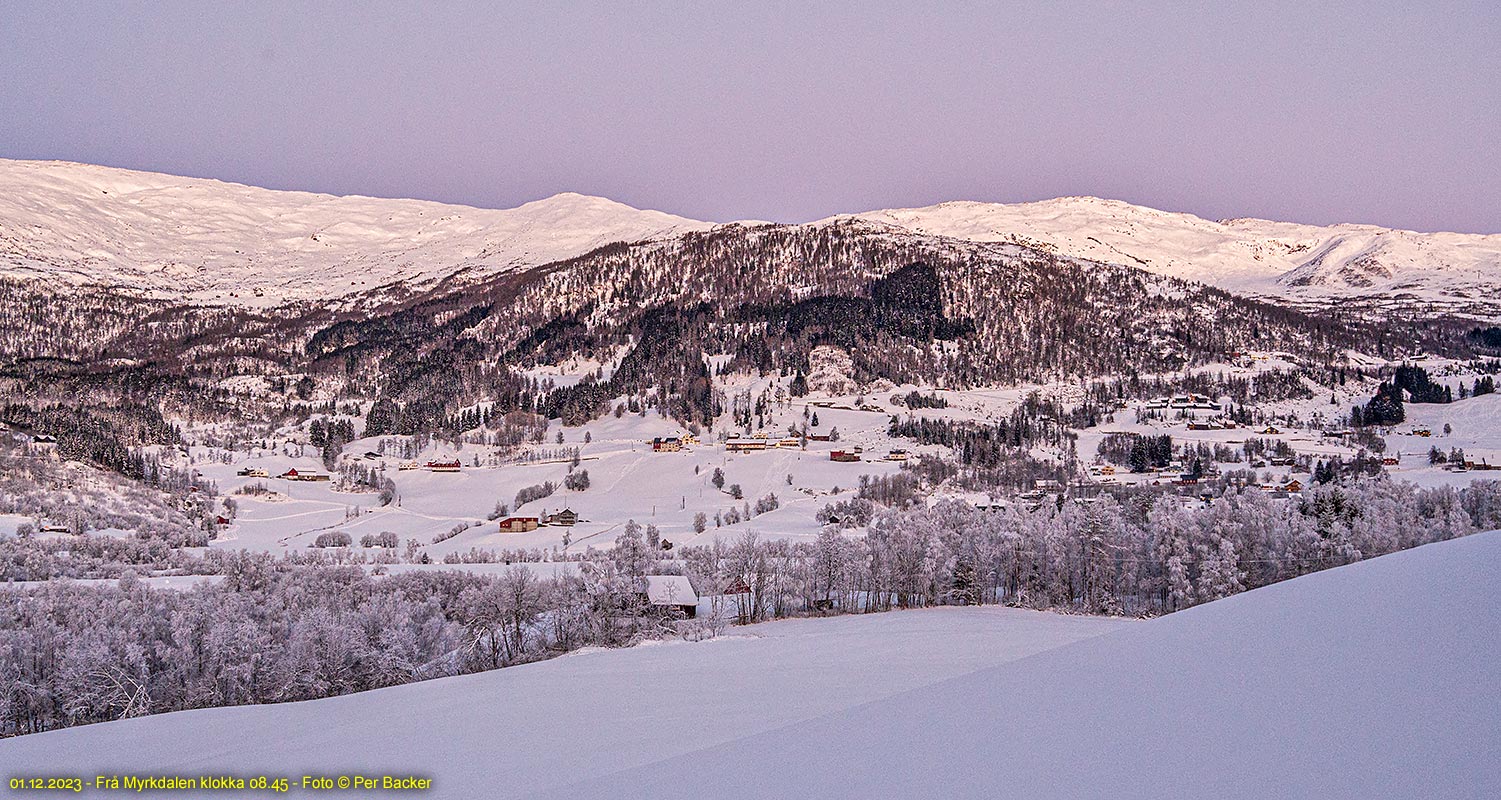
652 437 683 452
830 450 860 462
640 575 698 618
498 517 540 533
426 459 462 472
1269 456 1296 467
725 438 768 452
885 449 909 461
548 509 578 526
1282 480 1304 493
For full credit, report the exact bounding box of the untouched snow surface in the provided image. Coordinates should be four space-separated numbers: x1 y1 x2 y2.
0 607 1130 798
0 159 711 305
546 531 1501 800
6 533 1498 798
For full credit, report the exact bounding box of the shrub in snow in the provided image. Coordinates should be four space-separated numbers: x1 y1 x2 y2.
314 531 351 548
514 481 557 508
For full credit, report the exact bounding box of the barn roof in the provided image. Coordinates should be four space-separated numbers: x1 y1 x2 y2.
643 575 698 606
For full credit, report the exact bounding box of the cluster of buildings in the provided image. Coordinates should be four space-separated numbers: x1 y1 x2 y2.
274 468 330 482
1143 393 1223 412
497 508 578 533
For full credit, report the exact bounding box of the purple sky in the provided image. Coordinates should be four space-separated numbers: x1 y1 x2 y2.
3 1 1497 233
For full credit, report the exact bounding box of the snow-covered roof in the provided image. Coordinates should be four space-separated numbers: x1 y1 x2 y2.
643 575 698 606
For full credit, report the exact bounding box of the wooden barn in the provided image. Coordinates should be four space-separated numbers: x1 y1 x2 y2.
498 517 539 533
640 575 699 618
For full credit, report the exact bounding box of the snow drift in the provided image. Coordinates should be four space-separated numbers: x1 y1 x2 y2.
0 606 1129 798
545 530 1501 800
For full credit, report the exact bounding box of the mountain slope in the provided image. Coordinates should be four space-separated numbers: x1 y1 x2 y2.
4 159 1497 315
0 159 712 306
843 196 1501 314
545 530 1501 800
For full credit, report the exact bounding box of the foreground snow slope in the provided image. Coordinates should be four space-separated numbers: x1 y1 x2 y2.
0 607 1129 798
0 159 710 305
844 196 1501 308
548 531 1501 800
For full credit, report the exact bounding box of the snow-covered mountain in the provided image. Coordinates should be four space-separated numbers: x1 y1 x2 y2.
842 196 1501 312
0 159 711 306
4 158 1498 315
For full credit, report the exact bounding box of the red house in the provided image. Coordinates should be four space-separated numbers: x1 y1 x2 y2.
498 517 539 533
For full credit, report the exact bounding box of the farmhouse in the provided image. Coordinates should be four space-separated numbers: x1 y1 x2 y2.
652 437 682 452
278 468 330 482
236 467 270 478
640 575 698 618
830 450 860 462
725 438 768 452
498 517 539 533
885 449 909 461
425 459 461 472
547 509 578 526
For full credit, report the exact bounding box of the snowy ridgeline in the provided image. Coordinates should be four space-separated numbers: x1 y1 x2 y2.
3 533 1495 799
5 158 1500 309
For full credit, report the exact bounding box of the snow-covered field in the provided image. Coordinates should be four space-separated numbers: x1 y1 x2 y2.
187 368 1501 559
6 532 1494 799
199 398 909 556
545 531 1501 800
0 606 1131 797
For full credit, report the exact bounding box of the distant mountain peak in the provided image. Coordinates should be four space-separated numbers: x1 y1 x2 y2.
0 159 712 307
3 158 1498 316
